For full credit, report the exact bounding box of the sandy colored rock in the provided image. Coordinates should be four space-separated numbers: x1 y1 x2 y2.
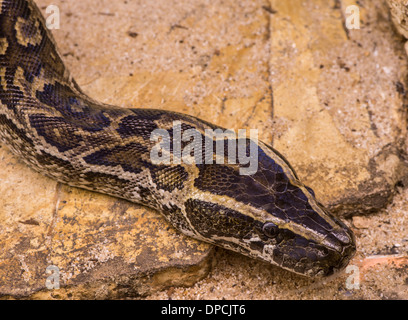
270 0 407 215
52 0 407 217
352 216 371 229
1 0 408 299
0 145 213 299
387 0 408 38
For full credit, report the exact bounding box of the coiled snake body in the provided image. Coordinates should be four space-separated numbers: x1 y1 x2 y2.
0 0 356 277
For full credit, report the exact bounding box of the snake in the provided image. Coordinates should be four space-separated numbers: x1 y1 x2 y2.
0 0 356 278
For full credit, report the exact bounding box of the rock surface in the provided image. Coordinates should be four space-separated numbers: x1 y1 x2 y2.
0 0 407 299
0 145 213 299
387 0 408 38
271 0 407 215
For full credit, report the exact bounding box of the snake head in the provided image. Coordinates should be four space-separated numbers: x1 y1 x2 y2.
185 140 356 278
255 204 356 277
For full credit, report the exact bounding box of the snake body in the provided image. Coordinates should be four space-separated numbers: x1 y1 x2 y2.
0 0 355 277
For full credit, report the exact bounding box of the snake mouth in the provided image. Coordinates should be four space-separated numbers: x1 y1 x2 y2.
307 228 357 277
259 223 357 278
291 243 356 278
325 231 357 276
315 244 356 277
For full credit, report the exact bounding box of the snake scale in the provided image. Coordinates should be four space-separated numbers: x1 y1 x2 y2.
0 0 356 278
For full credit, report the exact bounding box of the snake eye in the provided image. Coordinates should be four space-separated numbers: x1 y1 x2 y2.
262 222 279 238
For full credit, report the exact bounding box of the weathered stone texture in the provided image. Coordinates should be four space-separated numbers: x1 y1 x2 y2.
1 0 407 298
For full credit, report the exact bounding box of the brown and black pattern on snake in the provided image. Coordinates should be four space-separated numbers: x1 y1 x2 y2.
0 0 356 277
